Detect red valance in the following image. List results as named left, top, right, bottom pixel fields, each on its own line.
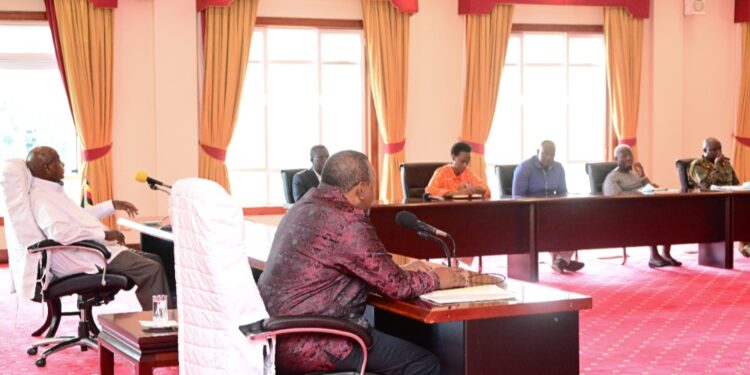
left=392, top=0, right=419, bottom=13
left=197, top=0, right=234, bottom=12
left=90, top=0, right=117, bottom=8
left=737, top=0, right=750, bottom=23
left=458, top=0, right=649, bottom=19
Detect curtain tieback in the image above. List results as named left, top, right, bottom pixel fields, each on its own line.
left=618, top=138, right=637, bottom=147
left=82, top=144, right=112, bottom=162
left=461, top=140, right=485, bottom=155
left=200, top=143, right=227, bottom=162
left=384, top=140, right=406, bottom=154
left=736, top=136, right=750, bottom=148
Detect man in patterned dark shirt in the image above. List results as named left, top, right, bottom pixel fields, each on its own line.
left=259, top=150, right=468, bottom=375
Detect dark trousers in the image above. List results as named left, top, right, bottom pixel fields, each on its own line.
left=332, top=329, right=440, bottom=375
left=107, top=250, right=172, bottom=311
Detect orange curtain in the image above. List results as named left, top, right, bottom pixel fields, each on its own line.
left=604, top=7, right=644, bottom=158
left=460, top=4, right=514, bottom=183
left=734, top=23, right=750, bottom=181
left=362, top=0, right=411, bottom=202
left=198, top=0, right=258, bottom=193
left=53, top=0, right=115, bottom=226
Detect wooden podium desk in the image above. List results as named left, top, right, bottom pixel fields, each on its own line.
left=369, top=191, right=736, bottom=281
left=243, top=222, right=592, bottom=375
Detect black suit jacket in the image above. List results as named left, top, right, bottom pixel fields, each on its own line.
left=292, top=169, right=320, bottom=202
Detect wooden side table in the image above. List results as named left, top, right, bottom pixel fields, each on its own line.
left=98, top=310, right=178, bottom=375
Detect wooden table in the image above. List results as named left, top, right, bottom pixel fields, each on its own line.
left=368, top=280, right=591, bottom=375
left=98, top=310, right=178, bottom=375
left=242, top=222, right=592, bottom=375
left=369, top=191, right=739, bottom=281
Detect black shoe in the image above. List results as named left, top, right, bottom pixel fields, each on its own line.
left=648, top=258, right=670, bottom=268
left=663, top=256, right=682, bottom=267
left=551, top=259, right=568, bottom=274
left=565, top=260, right=585, bottom=272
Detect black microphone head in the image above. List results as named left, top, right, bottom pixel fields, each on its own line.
left=395, top=211, right=418, bottom=229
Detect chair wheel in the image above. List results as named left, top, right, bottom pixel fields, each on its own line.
left=81, top=346, right=88, bottom=352
left=27, top=347, right=38, bottom=355
left=35, top=358, right=46, bottom=367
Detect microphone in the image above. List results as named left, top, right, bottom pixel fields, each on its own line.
left=395, top=211, right=448, bottom=237
left=135, top=171, right=172, bottom=189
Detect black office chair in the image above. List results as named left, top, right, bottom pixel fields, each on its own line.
left=494, top=164, right=518, bottom=197
left=585, top=162, right=627, bottom=265
left=585, top=162, right=618, bottom=194
left=400, top=162, right=444, bottom=201
left=0, top=159, right=133, bottom=367
left=675, top=158, right=697, bottom=192
left=280, top=168, right=305, bottom=204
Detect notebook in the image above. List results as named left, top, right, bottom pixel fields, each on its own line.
left=420, top=285, right=516, bottom=304
left=450, top=194, right=483, bottom=200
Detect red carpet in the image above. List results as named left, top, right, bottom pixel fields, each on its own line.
left=0, top=265, right=177, bottom=375
left=2, top=246, right=750, bottom=374
left=529, top=246, right=750, bottom=374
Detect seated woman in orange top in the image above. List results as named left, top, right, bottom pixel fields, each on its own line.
left=425, top=142, right=490, bottom=198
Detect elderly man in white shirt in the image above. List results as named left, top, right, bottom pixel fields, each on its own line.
left=27, top=146, right=171, bottom=311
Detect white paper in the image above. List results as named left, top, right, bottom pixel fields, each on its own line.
left=420, top=285, right=516, bottom=304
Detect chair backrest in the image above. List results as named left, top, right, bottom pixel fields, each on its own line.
left=585, top=162, right=618, bottom=193
left=280, top=168, right=305, bottom=204
left=170, top=178, right=270, bottom=373
left=400, top=162, right=445, bottom=199
left=0, top=159, right=45, bottom=299
left=675, top=158, right=696, bottom=192
left=494, top=164, right=518, bottom=196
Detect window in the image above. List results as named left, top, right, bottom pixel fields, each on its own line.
left=485, top=30, right=606, bottom=195
left=227, top=26, right=366, bottom=207
left=0, top=23, right=80, bottom=204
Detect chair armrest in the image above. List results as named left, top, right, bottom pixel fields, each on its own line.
left=28, top=239, right=111, bottom=259
left=239, top=316, right=373, bottom=349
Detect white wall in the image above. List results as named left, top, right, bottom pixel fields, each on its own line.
left=644, top=0, right=738, bottom=188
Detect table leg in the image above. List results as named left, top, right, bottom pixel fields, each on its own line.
left=508, top=253, right=538, bottom=282
left=99, top=344, right=114, bottom=375
left=698, top=241, right=733, bottom=269
left=136, top=361, right=154, bottom=375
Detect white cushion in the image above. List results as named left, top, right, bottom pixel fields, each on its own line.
left=0, top=159, right=45, bottom=297
left=170, top=178, right=270, bottom=374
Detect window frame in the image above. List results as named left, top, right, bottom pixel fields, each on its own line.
left=0, top=21, right=81, bottom=175
left=228, top=17, right=375, bottom=209
left=485, top=24, right=609, bottom=194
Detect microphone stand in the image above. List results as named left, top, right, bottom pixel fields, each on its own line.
left=148, top=183, right=171, bottom=196
left=416, top=230, right=452, bottom=267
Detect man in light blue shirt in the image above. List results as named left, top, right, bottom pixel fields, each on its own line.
left=512, top=140, right=584, bottom=273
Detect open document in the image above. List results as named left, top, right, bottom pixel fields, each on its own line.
left=710, top=183, right=750, bottom=192
left=420, top=285, right=516, bottom=304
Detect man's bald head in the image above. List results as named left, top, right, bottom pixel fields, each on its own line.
left=537, top=140, right=556, bottom=169
left=614, top=144, right=634, bottom=171
left=26, top=146, right=65, bottom=183
left=321, top=150, right=373, bottom=192
left=702, top=137, right=723, bottom=163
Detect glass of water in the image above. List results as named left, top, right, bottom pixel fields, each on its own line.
left=152, top=294, right=168, bottom=322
